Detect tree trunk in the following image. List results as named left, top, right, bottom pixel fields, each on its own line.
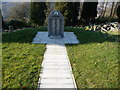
left=103, top=1, right=108, bottom=17
left=79, top=2, right=83, bottom=19
left=101, top=2, right=105, bottom=17
left=112, top=2, right=119, bottom=18
left=110, top=2, right=115, bottom=17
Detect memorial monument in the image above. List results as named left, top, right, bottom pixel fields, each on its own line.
left=48, top=10, right=64, bottom=38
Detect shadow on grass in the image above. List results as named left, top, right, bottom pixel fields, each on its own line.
left=2, top=27, right=47, bottom=43
left=2, top=27, right=120, bottom=44
left=65, top=27, right=120, bottom=45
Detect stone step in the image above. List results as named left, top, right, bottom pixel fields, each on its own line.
left=44, top=56, right=68, bottom=59
left=46, top=46, right=65, bottom=48
left=46, top=49, right=66, bottom=52
left=42, top=62, right=69, bottom=66
left=46, top=47, right=66, bottom=50
left=37, top=88, right=76, bottom=90
left=39, top=82, right=74, bottom=86
left=40, top=73, right=72, bottom=79
left=46, top=46, right=66, bottom=50
left=42, top=65, right=70, bottom=68
left=45, top=51, right=66, bottom=53
left=39, top=78, right=74, bottom=84
left=39, top=84, right=75, bottom=88
left=45, top=53, right=67, bottom=56
left=42, top=61, right=68, bottom=64
left=40, top=76, right=72, bottom=79
left=43, top=59, right=68, bottom=62
left=46, top=46, right=66, bottom=48
left=46, top=44, right=65, bottom=47
left=43, top=61, right=68, bottom=64
left=42, top=70, right=71, bottom=74
left=44, top=54, right=68, bottom=57
left=41, top=67, right=70, bottom=71
left=46, top=45, right=65, bottom=47
left=44, top=56, right=68, bottom=60
left=42, top=66, right=70, bottom=70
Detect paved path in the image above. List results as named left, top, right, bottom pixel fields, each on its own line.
left=32, top=32, right=79, bottom=89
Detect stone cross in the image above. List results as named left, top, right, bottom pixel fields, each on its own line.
left=48, top=10, right=64, bottom=38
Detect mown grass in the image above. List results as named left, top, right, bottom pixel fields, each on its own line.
left=2, top=27, right=47, bottom=89
left=65, top=27, right=119, bottom=88
left=2, top=26, right=119, bottom=88
left=2, top=27, right=47, bottom=43
left=2, top=43, right=45, bottom=88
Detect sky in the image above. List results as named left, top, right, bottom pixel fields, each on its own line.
left=1, top=0, right=119, bottom=2
left=1, top=0, right=30, bottom=2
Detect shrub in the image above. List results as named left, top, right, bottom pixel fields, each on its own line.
left=7, top=20, right=28, bottom=29
left=95, top=17, right=118, bottom=24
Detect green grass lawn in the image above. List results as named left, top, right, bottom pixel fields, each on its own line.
left=3, top=43, right=45, bottom=88
left=65, top=27, right=119, bottom=88
left=2, top=27, right=119, bottom=88
left=2, top=27, right=47, bottom=89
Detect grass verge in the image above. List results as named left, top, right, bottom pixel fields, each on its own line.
left=2, top=27, right=46, bottom=89
left=65, top=27, right=119, bottom=88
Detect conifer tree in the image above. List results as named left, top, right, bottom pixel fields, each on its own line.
left=30, top=2, right=47, bottom=26
left=117, top=5, right=120, bottom=23
left=55, top=2, right=80, bottom=26
left=81, top=1, right=98, bottom=25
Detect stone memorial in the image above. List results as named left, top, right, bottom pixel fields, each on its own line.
left=48, top=10, right=64, bottom=38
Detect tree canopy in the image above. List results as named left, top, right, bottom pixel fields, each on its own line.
left=9, top=3, right=30, bottom=22
left=55, top=2, right=80, bottom=26
left=81, top=2, right=98, bottom=24
left=117, top=5, right=120, bottom=22
left=30, top=2, right=47, bottom=26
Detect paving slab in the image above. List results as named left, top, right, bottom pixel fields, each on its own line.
left=36, top=44, right=77, bottom=89
left=32, top=32, right=79, bottom=44
left=40, top=78, right=73, bottom=84
left=39, top=84, right=75, bottom=88
left=32, top=32, right=79, bottom=89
